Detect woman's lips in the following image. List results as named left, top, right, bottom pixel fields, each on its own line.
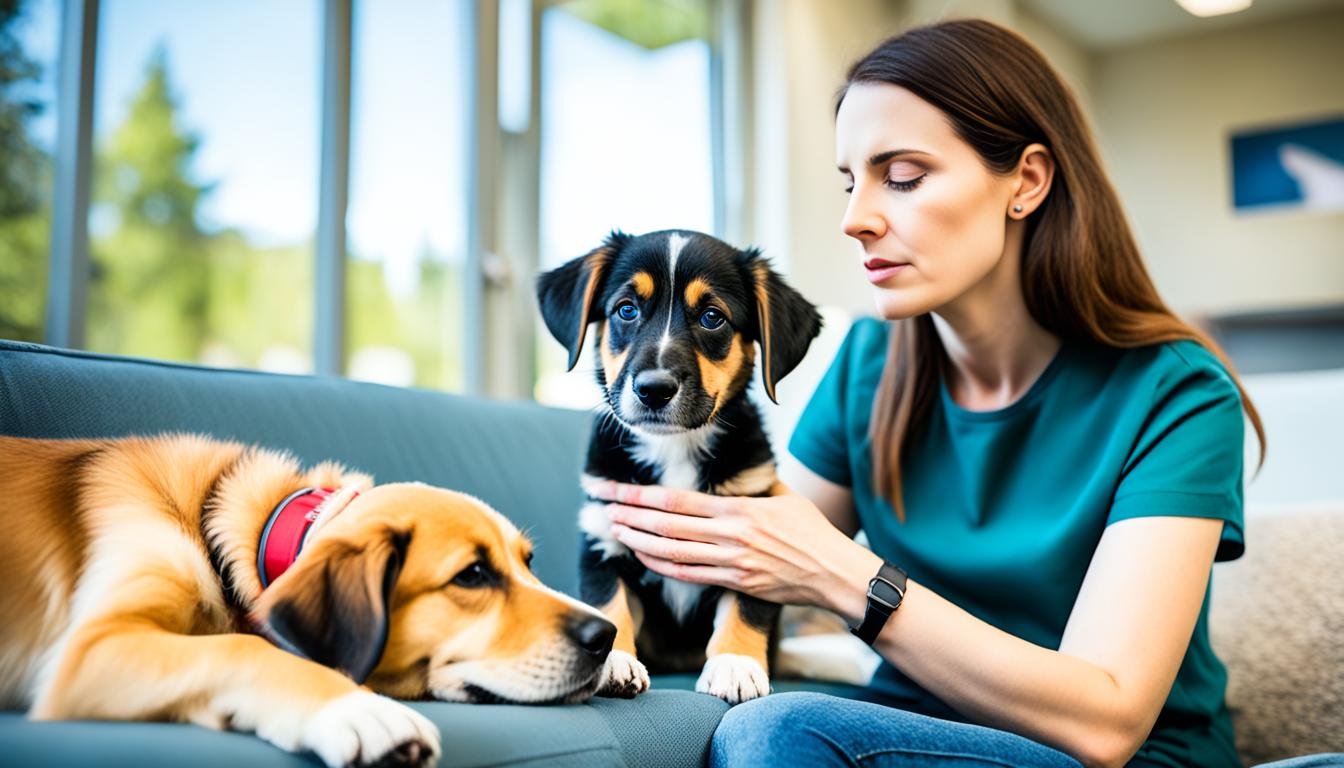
left=864, top=258, right=910, bottom=285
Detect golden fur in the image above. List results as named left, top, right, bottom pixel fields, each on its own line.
left=0, top=434, right=613, bottom=767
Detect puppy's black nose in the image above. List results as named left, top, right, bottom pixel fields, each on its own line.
left=566, top=614, right=617, bottom=657
left=634, top=371, right=679, bottom=410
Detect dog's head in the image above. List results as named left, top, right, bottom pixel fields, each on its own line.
left=253, top=482, right=613, bottom=704
left=537, top=230, right=821, bottom=433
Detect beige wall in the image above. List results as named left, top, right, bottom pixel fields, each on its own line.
left=750, top=0, right=905, bottom=313
left=754, top=1, right=1344, bottom=318
left=1092, top=9, right=1344, bottom=315
left=750, top=0, right=1094, bottom=315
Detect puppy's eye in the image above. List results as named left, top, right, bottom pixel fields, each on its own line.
left=616, top=302, right=639, bottom=322
left=523, top=551, right=534, bottom=570
left=451, top=561, right=496, bottom=589
left=699, top=308, right=726, bottom=330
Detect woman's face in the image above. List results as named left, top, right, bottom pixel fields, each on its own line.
left=835, top=83, right=1018, bottom=321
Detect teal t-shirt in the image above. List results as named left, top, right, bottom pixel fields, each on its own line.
left=789, top=318, right=1246, bottom=768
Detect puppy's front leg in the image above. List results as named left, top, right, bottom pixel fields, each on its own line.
left=580, top=545, right=649, bottom=697
left=698, top=591, right=777, bottom=704
left=32, top=618, right=440, bottom=768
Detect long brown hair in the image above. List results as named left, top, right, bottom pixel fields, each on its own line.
left=838, top=20, right=1266, bottom=520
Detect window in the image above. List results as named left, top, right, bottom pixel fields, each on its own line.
left=534, top=0, right=717, bottom=406
left=0, top=0, right=59, bottom=343
left=345, top=0, right=470, bottom=390
left=86, top=0, right=320, bottom=371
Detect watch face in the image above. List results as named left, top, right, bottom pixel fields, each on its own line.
left=869, top=578, right=903, bottom=609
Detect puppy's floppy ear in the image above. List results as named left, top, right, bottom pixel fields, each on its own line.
left=741, top=249, right=823, bottom=403
left=536, top=230, right=632, bottom=371
left=254, top=527, right=409, bottom=683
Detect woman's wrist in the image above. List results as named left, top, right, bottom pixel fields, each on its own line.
left=822, top=539, right=884, bottom=624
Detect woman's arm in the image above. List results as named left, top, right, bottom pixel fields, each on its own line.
left=595, top=482, right=1223, bottom=768
left=778, top=453, right=859, bottom=536
left=834, top=515, right=1223, bottom=768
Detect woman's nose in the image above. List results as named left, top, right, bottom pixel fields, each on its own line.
left=842, top=186, right=887, bottom=241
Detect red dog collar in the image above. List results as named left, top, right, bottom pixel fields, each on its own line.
left=257, top=487, right=358, bottom=588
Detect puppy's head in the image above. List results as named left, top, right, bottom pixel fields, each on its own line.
left=537, top=229, right=821, bottom=433
left=253, top=482, right=614, bottom=704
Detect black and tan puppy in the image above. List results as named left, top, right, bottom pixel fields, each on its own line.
left=0, top=433, right=616, bottom=767
left=537, top=229, right=822, bottom=704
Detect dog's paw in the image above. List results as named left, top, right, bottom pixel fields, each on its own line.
left=299, top=690, right=441, bottom=768
left=696, top=654, right=770, bottom=705
left=596, top=649, right=650, bottom=698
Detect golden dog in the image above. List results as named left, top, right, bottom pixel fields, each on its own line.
left=0, top=433, right=616, bottom=767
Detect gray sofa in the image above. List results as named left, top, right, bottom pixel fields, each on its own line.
left=0, top=339, right=1339, bottom=766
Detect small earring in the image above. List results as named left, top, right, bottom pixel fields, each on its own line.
left=1012, top=204, right=1023, bottom=213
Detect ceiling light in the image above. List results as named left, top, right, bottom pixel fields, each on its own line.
left=1174, top=0, right=1253, bottom=17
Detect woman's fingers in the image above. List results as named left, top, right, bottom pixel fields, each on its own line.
left=611, top=523, right=739, bottom=566
left=607, top=503, right=732, bottom=544
left=587, top=480, right=735, bottom=518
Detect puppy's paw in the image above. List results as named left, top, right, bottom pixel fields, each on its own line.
left=696, top=654, right=770, bottom=705
left=298, top=690, right=441, bottom=767
left=596, top=649, right=650, bottom=698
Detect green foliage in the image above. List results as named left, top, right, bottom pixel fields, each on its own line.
left=87, top=49, right=212, bottom=361
left=3, top=21, right=462, bottom=390
left=0, top=0, right=51, bottom=342
left=561, top=0, right=709, bottom=50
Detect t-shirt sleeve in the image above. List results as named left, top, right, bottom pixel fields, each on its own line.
left=788, top=320, right=873, bottom=487
left=1107, top=345, right=1246, bottom=561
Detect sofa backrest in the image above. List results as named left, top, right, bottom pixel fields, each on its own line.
left=0, top=340, right=592, bottom=595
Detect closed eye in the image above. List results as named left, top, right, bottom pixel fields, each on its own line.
left=449, top=561, right=499, bottom=589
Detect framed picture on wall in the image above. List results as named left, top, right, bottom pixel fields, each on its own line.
left=1230, top=115, right=1344, bottom=214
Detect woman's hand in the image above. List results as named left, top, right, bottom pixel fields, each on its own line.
left=586, top=480, right=881, bottom=619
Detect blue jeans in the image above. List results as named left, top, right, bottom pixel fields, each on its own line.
left=711, top=692, right=1083, bottom=768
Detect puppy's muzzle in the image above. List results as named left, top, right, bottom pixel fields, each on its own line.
left=634, top=370, right=679, bottom=411
left=566, top=613, right=617, bottom=659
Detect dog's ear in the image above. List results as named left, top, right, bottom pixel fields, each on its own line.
left=741, top=249, right=823, bottom=403
left=255, top=527, right=409, bottom=683
left=536, top=230, right=631, bottom=370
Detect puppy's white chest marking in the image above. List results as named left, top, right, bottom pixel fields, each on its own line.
left=629, top=425, right=718, bottom=491
left=660, top=578, right=709, bottom=624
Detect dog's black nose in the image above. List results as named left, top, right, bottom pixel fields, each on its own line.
left=634, top=371, right=679, bottom=410
left=566, top=614, right=617, bottom=657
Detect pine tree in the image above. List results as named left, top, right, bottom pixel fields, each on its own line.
left=87, top=46, right=214, bottom=361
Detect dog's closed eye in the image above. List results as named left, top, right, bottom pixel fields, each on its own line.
left=450, top=561, right=499, bottom=589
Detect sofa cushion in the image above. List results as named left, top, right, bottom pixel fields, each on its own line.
left=0, top=691, right=729, bottom=768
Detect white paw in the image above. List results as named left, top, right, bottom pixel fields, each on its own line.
left=596, top=649, right=650, bottom=698
left=297, top=690, right=441, bottom=767
left=696, top=654, right=770, bottom=705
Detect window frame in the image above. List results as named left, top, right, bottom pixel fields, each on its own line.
left=39, top=0, right=747, bottom=399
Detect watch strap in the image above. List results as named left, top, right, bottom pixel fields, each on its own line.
left=849, top=561, right=907, bottom=646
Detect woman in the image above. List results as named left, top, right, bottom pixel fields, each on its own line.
left=587, top=19, right=1268, bottom=768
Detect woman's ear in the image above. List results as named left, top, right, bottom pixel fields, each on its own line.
left=254, top=527, right=409, bottom=683
left=1010, top=142, right=1054, bottom=218
left=536, top=230, right=631, bottom=370
left=740, top=249, right=823, bottom=403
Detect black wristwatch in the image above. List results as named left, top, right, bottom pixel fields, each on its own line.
left=848, top=561, right=907, bottom=645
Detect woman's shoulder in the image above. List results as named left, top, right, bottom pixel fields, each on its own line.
left=1095, top=338, right=1242, bottom=407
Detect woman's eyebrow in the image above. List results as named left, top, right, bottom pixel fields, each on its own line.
left=867, top=148, right=929, bottom=166
left=838, top=148, right=931, bottom=174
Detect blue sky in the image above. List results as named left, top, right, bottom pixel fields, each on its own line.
left=15, top=0, right=714, bottom=294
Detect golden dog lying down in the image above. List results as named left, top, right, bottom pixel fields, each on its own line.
left=0, top=434, right=616, bottom=767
